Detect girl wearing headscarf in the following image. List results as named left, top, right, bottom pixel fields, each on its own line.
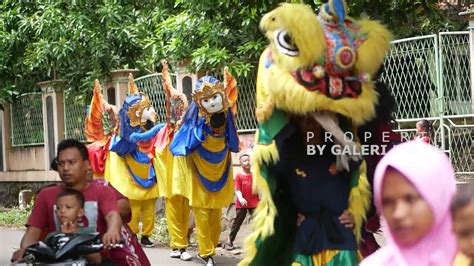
left=361, top=141, right=457, bottom=266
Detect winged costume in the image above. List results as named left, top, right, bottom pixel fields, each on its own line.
left=152, top=60, right=192, bottom=255
left=169, top=69, right=239, bottom=262
left=89, top=75, right=163, bottom=240
left=85, top=80, right=118, bottom=177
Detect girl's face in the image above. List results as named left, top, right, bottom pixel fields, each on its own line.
left=416, top=124, right=426, bottom=136
left=453, top=201, right=474, bottom=260
left=382, top=168, right=434, bottom=246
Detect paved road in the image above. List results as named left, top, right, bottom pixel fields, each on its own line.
left=0, top=229, right=240, bottom=266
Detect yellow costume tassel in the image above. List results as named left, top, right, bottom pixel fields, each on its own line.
left=348, top=161, right=371, bottom=242
left=355, top=19, right=393, bottom=76
left=252, top=141, right=280, bottom=167
left=268, top=63, right=378, bottom=126
left=240, top=142, right=279, bottom=266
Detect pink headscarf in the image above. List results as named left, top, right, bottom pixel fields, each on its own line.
left=361, top=141, right=457, bottom=266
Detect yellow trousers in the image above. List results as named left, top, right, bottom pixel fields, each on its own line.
left=129, top=198, right=156, bottom=237
left=165, top=195, right=191, bottom=249
left=193, top=207, right=221, bottom=257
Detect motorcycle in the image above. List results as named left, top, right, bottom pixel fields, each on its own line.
left=13, top=232, right=121, bottom=266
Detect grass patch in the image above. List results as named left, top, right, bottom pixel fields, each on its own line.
left=150, top=215, right=197, bottom=247
left=0, top=205, right=31, bottom=228
left=151, top=216, right=170, bottom=244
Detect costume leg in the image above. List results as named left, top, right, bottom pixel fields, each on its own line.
left=229, top=208, right=247, bottom=242
left=129, top=199, right=143, bottom=235
left=209, top=208, right=222, bottom=246
left=141, top=198, right=156, bottom=237
left=166, top=195, right=191, bottom=249
left=193, top=207, right=217, bottom=257
left=187, top=210, right=195, bottom=242
left=181, top=199, right=191, bottom=243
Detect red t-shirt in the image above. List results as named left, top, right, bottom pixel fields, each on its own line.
left=414, top=135, right=430, bottom=144
left=234, top=173, right=259, bottom=209
left=27, top=183, right=118, bottom=235
left=91, top=179, right=131, bottom=223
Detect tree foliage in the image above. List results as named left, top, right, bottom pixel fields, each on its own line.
left=143, top=0, right=283, bottom=77
left=0, top=0, right=467, bottom=107
left=345, top=0, right=467, bottom=38
left=0, top=0, right=155, bottom=103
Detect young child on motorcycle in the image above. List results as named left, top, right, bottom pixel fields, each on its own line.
left=49, top=188, right=102, bottom=264
left=11, top=139, right=122, bottom=264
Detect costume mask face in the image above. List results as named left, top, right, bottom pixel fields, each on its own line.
left=200, top=93, right=224, bottom=114
left=141, top=105, right=157, bottom=124
left=193, top=80, right=228, bottom=116
left=256, top=1, right=392, bottom=126
left=192, top=77, right=230, bottom=132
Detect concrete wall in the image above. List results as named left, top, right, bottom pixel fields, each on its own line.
left=0, top=181, right=59, bottom=207
left=2, top=104, right=50, bottom=173
left=0, top=82, right=64, bottom=182
left=0, top=170, right=59, bottom=182
left=8, top=146, right=46, bottom=171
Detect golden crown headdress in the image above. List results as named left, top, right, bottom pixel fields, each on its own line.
left=127, top=93, right=153, bottom=129
left=192, top=81, right=228, bottom=116
left=125, top=73, right=156, bottom=130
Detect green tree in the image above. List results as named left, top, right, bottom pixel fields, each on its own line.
left=0, top=0, right=466, bottom=108
left=0, top=0, right=156, bottom=104
left=144, top=0, right=466, bottom=76
left=143, top=0, right=282, bottom=77
left=344, top=0, right=467, bottom=38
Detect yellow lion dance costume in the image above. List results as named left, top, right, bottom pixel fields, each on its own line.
left=241, top=1, right=392, bottom=265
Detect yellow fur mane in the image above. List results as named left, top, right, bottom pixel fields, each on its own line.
left=256, top=3, right=392, bottom=124
left=260, top=3, right=325, bottom=71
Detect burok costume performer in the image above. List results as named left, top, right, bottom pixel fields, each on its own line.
left=241, top=1, right=392, bottom=265
left=85, top=80, right=153, bottom=264
left=170, top=69, right=239, bottom=265
left=85, top=80, right=118, bottom=178
left=153, top=60, right=193, bottom=260
left=104, top=75, right=163, bottom=247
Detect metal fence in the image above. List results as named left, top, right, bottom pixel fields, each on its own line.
left=381, top=35, right=439, bottom=119
left=134, top=73, right=177, bottom=124
left=206, top=68, right=258, bottom=131
left=64, top=93, right=87, bottom=141
left=236, top=71, right=258, bottom=131
left=382, top=32, right=473, bottom=178
left=444, top=116, right=473, bottom=177
left=440, top=32, right=471, bottom=116
left=10, top=92, right=44, bottom=146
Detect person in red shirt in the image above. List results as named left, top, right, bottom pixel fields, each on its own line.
left=50, top=157, right=151, bottom=266
left=226, top=154, right=259, bottom=250
left=11, top=139, right=122, bottom=263
left=414, top=119, right=432, bottom=144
